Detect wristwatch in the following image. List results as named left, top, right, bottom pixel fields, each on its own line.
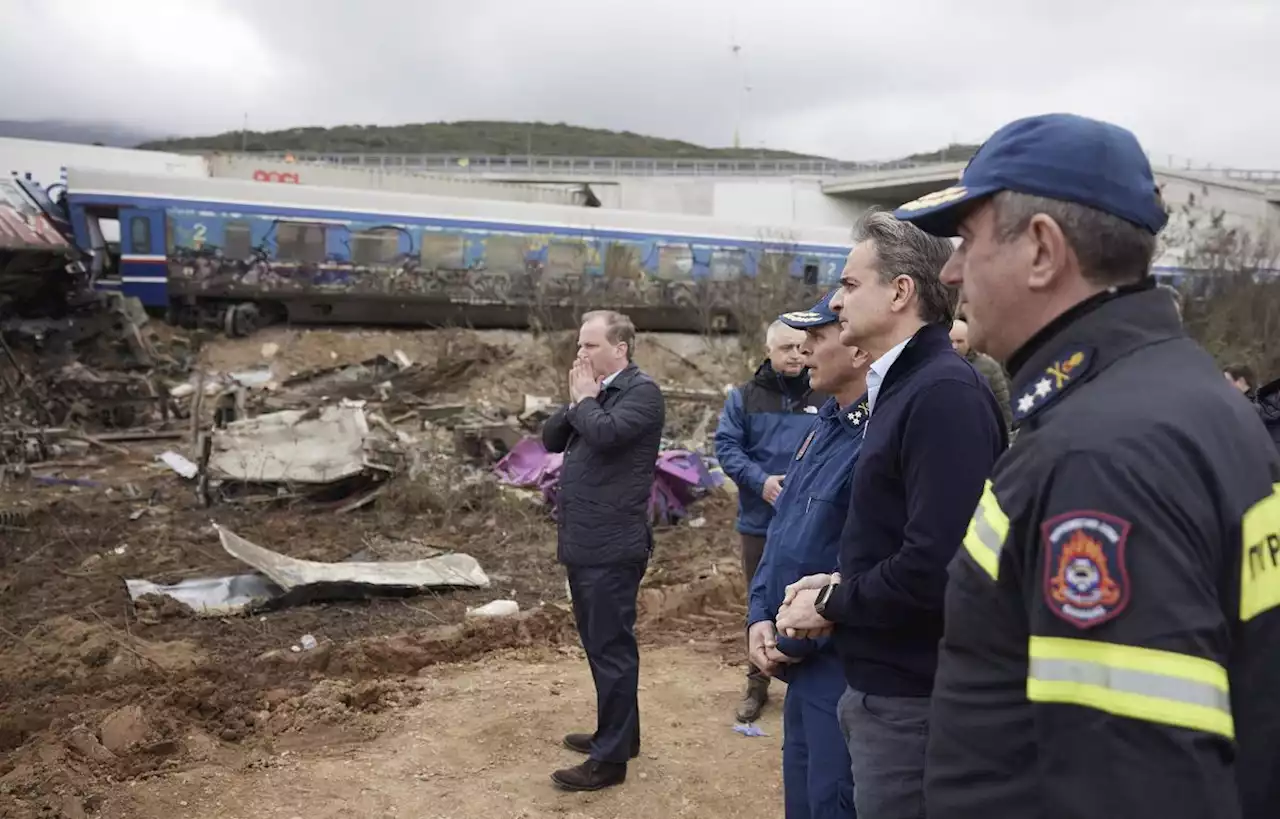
left=814, top=581, right=838, bottom=618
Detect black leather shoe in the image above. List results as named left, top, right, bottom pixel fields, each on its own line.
left=562, top=732, right=640, bottom=759
left=551, top=759, right=627, bottom=791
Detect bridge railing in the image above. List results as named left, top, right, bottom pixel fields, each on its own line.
left=203, top=150, right=1280, bottom=183
left=233, top=152, right=966, bottom=177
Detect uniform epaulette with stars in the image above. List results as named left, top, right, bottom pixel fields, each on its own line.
left=844, top=399, right=870, bottom=428
left=1012, top=346, right=1094, bottom=425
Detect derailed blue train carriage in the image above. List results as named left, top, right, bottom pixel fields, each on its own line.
left=63, top=168, right=853, bottom=334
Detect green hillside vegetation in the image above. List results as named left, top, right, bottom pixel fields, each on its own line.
left=903, top=143, right=980, bottom=163
left=139, top=120, right=825, bottom=159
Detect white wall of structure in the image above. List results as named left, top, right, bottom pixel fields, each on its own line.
left=1155, top=170, right=1280, bottom=269
left=585, top=176, right=866, bottom=228
left=206, top=155, right=587, bottom=206
left=0, top=137, right=207, bottom=190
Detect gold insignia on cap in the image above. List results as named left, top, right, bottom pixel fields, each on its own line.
left=897, top=185, right=969, bottom=212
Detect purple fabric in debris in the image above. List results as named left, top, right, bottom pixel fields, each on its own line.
left=493, top=437, right=717, bottom=526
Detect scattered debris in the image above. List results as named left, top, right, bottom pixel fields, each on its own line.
left=0, top=323, right=758, bottom=819
left=157, top=450, right=199, bottom=479
left=123, top=525, right=492, bottom=616
left=466, top=600, right=520, bottom=619
left=207, top=402, right=404, bottom=501
left=732, top=722, right=768, bottom=738
left=124, top=574, right=280, bottom=617
left=216, top=525, right=490, bottom=596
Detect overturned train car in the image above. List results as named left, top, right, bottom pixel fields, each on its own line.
left=0, top=175, right=85, bottom=318
left=64, top=168, right=854, bottom=334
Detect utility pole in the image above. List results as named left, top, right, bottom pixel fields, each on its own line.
left=241, top=113, right=248, bottom=152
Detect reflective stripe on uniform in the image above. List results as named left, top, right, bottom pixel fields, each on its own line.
left=1240, top=483, right=1280, bottom=622
left=963, top=480, right=1009, bottom=580
left=1026, top=636, right=1234, bottom=740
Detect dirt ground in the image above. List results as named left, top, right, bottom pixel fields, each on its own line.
left=96, top=644, right=785, bottom=819
left=0, top=327, right=766, bottom=819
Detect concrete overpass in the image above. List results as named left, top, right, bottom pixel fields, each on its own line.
left=820, top=162, right=1280, bottom=211
left=239, top=149, right=1280, bottom=212
left=821, top=162, right=966, bottom=207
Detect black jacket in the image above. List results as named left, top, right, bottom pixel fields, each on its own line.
left=542, top=364, right=665, bottom=567
left=1254, top=377, right=1280, bottom=455
left=928, top=285, right=1280, bottom=819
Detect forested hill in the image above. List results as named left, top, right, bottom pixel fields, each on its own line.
left=140, top=121, right=824, bottom=159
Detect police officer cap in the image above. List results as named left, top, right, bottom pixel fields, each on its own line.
left=778, top=290, right=839, bottom=329
left=894, top=113, right=1169, bottom=238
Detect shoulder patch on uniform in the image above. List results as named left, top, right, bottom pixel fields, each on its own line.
left=1012, top=346, right=1093, bottom=424
left=1041, top=511, right=1131, bottom=628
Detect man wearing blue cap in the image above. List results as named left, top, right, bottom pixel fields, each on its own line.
left=747, top=291, right=870, bottom=819
left=893, top=112, right=1280, bottom=819
left=775, top=211, right=1007, bottom=819
left=716, top=317, right=825, bottom=723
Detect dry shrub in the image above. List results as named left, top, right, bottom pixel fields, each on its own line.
left=376, top=460, right=547, bottom=534
left=377, top=463, right=498, bottom=523
left=696, top=242, right=820, bottom=379
left=1185, top=273, right=1280, bottom=379
left=1168, top=202, right=1280, bottom=379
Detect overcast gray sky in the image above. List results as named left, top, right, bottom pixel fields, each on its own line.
left=4, top=0, right=1279, bottom=166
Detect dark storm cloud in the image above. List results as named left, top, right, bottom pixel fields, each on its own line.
left=2, top=0, right=1278, bottom=166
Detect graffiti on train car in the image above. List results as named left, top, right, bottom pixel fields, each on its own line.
left=160, top=211, right=843, bottom=321
left=166, top=251, right=750, bottom=311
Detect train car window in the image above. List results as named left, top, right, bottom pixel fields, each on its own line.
left=484, top=234, right=528, bottom=271
left=658, top=245, right=693, bottom=279
left=803, top=262, right=819, bottom=285
left=351, top=228, right=400, bottom=265
left=277, top=222, right=326, bottom=264
left=223, top=221, right=252, bottom=259
left=547, top=241, right=586, bottom=277
left=130, top=217, right=152, bottom=254
left=421, top=232, right=466, bottom=269
left=710, top=249, right=746, bottom=280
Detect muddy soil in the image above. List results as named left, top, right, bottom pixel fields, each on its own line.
left=97, top=644, right=784, bottom=819
left=0, top=327, right=757, bottom=819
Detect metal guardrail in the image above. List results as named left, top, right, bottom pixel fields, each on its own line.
left=242, top=152, right=965, bottom=178
left=213, top=151, right=1280, bottom=183
left=1215, top=169, right=1280, bottom=183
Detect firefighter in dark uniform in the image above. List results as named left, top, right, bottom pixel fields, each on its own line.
left=894, top=112, right=1280, bottom=819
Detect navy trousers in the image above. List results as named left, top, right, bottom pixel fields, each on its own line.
left=567, top=561, right=646, bottom=764
left=783, top=665, right=856, bottom=819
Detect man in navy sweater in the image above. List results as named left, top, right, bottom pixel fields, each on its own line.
left=777, top=211, right=1007, bottom=819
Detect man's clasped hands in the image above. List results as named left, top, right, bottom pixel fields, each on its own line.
left=748, top=572, right=841, bottom=677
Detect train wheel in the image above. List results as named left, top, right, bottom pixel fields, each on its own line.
left=223, top=303, right=261, bottom=337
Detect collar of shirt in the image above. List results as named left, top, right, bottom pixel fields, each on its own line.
left=866, top=335, right=913, bottom=415
left=600, top=367, right=626, bottom=389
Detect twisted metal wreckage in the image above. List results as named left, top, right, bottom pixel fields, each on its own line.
left=0, top=176, right=185, bottom=463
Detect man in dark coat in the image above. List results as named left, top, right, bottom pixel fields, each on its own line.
left=542, top=310, right=665, bottom=792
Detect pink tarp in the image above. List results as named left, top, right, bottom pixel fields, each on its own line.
left=493, top=437, right=720, bottom=525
